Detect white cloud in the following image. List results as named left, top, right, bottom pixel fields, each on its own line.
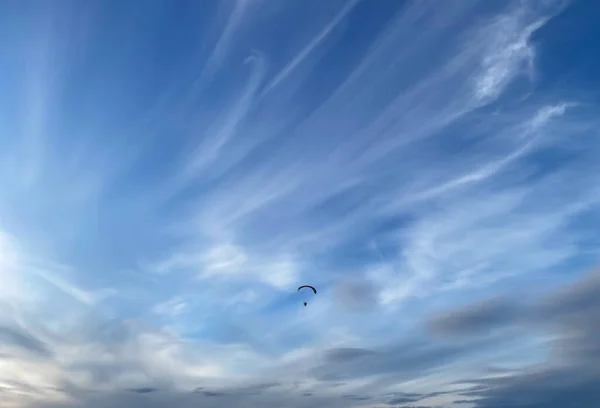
left=378, top=173, right=600, bottom=307
left=152, top=297, right=189, bottom=317
left=192, top=0, right=254, bottom=89
left=182, top=52, right=267, bottom=182
left=0, top=231, right=26, bottom=301
left=203, top=243, right=249, bottom=275
left=147, top=241, right=299, bottom=289
left=474, top=16, right=542, bottom=102
left=260, top=0, right=361, bottom=96
left=1, top=1, right=597, bottom=407
left=225, top=289, right=260, bottom=306
left=151, top=1, right=571, bottom=298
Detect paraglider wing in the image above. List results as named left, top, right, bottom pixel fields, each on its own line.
left=297, top=285, right=317, bottom=294
left=297, top=285, right=317, bottom=306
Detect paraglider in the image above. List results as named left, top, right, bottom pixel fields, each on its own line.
left=297, top=285, right=317, bottom=306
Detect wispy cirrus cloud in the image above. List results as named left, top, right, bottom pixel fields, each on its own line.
left=1, top=0, right=600, bottom=407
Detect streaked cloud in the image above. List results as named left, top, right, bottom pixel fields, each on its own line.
left=0, top=0, right=599, bottom=407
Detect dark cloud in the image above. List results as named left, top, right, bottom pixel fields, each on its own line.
left=237, top=382, right=280, bottom=395
left=333, top=277, right=379, bottom=312
left=343, top=394, right=370, bottom=401
left=202, top=391, right=226, bottom=397
left=0, top=324, right=53, bottom=358
left=313, top=335, right=500, bottom=382
left=384, top=391, right=424, bottom=403
left=250, top=382, right=279, bottom=390
left=384, top=391, right=455, bottom=406
left=399, top=406, right=431, bottom=408
left=467, top=366, right=600, bottom=408
left=192, top=382, right=280, bottom=399
left=427, top=297, right=522, bottom=337
left=128, top=388, right=157, bottom=394
left=388, top=396, right=423, bottom=405
left=324, top=347, right=376, bottom=362
left=437, top=267, right=600, bottom=408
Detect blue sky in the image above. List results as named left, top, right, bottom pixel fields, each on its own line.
left=1, top=1, right=600, bottom=407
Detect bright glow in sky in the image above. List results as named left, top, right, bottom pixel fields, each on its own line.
left=1, top=1, right=600, bottom=407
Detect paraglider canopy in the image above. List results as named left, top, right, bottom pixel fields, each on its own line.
left=297, top=285, right=317, bottom=306
left=297, top=285, right=317, bottom=294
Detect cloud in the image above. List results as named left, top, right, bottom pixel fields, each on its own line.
left=201, top=391, right=226, bottom=397
left=386, top=392, right=429, bottom=405
left=28, top=388, right=365, bottom=408
left=152, top=297, right=188, bottom=317
left=0, top=324, right=53, bottom=358
left=333, top=275, right=379, bottom=312
left=427, top=297, right=522, bottom=337
left=260, top=0, right=361, bottom=96
left=0, top=313, right=249, bottom=405
left=310, top=335, right=510, bottom=384
left=146, top=0, right=576, bottom=312
left=473, top=11, right=543, bottom=102
left=324, top=347, right=376, bottom=363
left=127, top=387, right=157, bottom=394
left=2, top=0, right=600, bottom=407
left=3, top=267, right=598, bottom=407
left=430, top=268, right=600, bottom=408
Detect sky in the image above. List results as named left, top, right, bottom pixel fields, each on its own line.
left=1, top=0, right=600, bottom=407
